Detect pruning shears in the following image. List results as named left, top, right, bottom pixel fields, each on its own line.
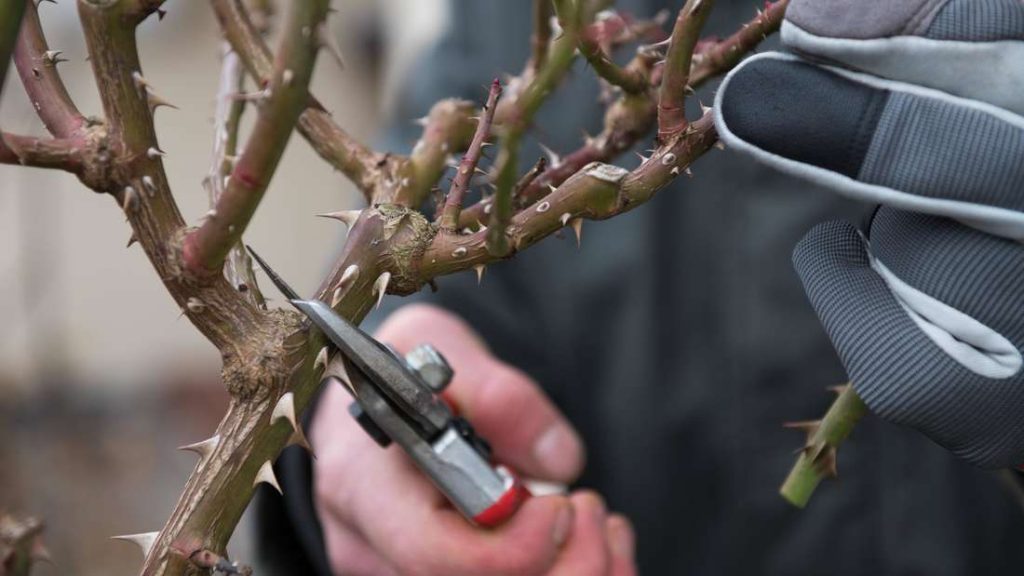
left=247, top=247, right=530, bottom=527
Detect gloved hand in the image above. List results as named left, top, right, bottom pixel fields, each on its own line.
left=714, top=0, right=1024, bottom=467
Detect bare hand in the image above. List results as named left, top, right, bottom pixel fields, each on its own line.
left=311, top=304, right=637, bottom=575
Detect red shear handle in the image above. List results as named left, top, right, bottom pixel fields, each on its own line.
left=472, top=471, right=532, bottom=527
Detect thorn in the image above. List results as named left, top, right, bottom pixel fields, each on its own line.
left=317, top=24, right=347, bottom=70
left=147, top=147, right=166, bottom=159
left=548, top=184, right=557, bottom=193
left=121, top=186, right=137, bottom=212
left=317, top=209, right=362, bottom=228
left=715, top=141, right=726, bottom=151
left=560, top=212, right=571, bottom=226
left=126, top=232, right=138, bottom=248
left=373, top=272, right=391, bottom=309
left=131, top=71, right=149, bottom=97
left=156, top=7, right=166, bottom=20
left=670, top=166, right=680, bottom=175
left=474, top=264, right=485, bottom=284
left=570, top=218, right=583, bottom=248
left=42, top=50, right=66, bottom=65
left=413, top=115, right=430, bottom=127
left=147, top=91, right=178, bottom=114
left=253, top=460, right=282, bottom=495
left=338, top=264, right=359, bottom=288
left=828, top=383, right=851, bottom=395
left=177, top=434, right=220, bottom=460
left=288, top=427, right=315, bottom=456
left=141, top=175, right=157, bottom=196
left=271, top=392, right=299, bottom=430
left=699, top=101, right=712, bottom=115
left=112, top=532, right=159, bottom=557
left=783, top=420, right=821, bottom=439
left=314, top=346, right=329, bottom=372
left=186, top=297, right=205, bottom=313
left=538, top=143, right=562, bottom=168
left=635, top=152, right=649, bottom=165
left=685, top=167, right=693, bottom=177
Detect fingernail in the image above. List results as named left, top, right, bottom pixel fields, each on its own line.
left=608, top=517, right=635, bottom=559
left=552, top=503, right=574, bottom=548
left=534, top=424, right=583, bottom=480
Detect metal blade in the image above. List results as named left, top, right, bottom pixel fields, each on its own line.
left=245, top=245, right=300, bottom=301
left=294, top=299, right=451, bottom=437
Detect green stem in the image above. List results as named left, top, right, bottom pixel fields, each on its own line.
left=780, top=384, right=868, bottom=508
left=658, top=0, right=715, bottom=141
left=185, top=0, right=329, bottom=274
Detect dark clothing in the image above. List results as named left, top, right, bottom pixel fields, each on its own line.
left=256, top=1, right=1024, bottom=574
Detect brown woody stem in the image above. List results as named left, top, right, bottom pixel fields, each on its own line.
left=14, top=0, right=86, bottom=138
left=185, top=0, right=329, bottom=275
left=207, top=43, right=266, bottom=308
left=0, top=132, right=84, bottom=172
left=578, top=30, right=648, bottom=94
left=439, top=78, right=502, bottom=232
left=658, top=0, right=715, bottom=141
left=436, top=112, right=718, bottom=277
left=690, top=0, right=789, bottom=87
left=211, top=0, right=382, bottom=202
left=780, top=384, right=868, bottom=508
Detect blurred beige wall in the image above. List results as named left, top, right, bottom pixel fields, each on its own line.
left=0, top=0, right=446, bottom=396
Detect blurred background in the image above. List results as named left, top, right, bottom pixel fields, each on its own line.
left=0, top=1, right=444, bottom=573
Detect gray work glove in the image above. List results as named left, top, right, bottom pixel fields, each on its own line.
left=714, top=0, right=1024, bottom=468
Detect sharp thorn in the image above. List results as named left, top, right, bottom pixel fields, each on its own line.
left=111, top=532, right=159, bottom=557
left=473, top=264, right=485, bottom=285
left=287, top=426, right=315, bottom=457
left=314, top=346, right=329, bottom=372
left=121, top=186, right=137, bottom=212
left=141, top=175, right=157, bottom=196
left=177, top=434, right=220, bottom=460
left=538, top=143, right=562, bottom=167
left=560, top=212, right=571, bottom=226
left=570, top=218, right=583, bottom=248
left=42, top=50, right=66, bottom=65
left=147, top=147, right=166, bottom=159
left=271, top=392, right=299, bottom=432
left=373, top=272, right=391, bottom=309
left=147, top=91, right=178, bottom=114
left=254, top=460, right=282, bottom=495
left=338, top=264, right=359, bottom=288
left=126, top=232, right=138, bottom=248
left=316, top=209, right=362, bottom=228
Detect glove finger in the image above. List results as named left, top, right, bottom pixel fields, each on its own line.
left=782, top=0, right=1024, bottom=115
left=716, top=52, right=1024, bottom=240
left=793, top=214, right=1024, bottom=468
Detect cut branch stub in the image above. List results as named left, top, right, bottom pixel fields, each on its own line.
left=779, top=384, right=868, bottom=508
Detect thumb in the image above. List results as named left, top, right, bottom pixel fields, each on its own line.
left=376, top=304, right=586, bottom=482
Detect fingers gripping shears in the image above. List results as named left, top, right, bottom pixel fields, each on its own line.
left=247, top=248, right=530, bottom=527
